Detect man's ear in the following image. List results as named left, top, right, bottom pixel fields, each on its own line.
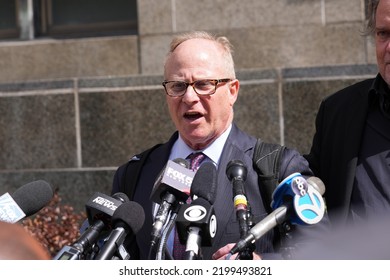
left=228, top=79, right=240, bottom=105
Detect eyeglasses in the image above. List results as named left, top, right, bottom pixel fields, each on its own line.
left=162, top=79, right=232, bottom=97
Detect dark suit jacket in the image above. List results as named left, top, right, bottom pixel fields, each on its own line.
left=113, top=123, right=328, bottom=260
left=304, top=77, right=375, bottom=222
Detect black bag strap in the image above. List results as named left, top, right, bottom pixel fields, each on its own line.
left=252, top=138, right=286, bottom=213
left=120, top=143, right=162, bottom=200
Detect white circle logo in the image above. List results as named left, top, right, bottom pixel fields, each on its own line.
left=184, top=205, right=207, bottom=222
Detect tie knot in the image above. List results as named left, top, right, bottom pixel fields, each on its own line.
left=188, top=152, right=205, bottom=171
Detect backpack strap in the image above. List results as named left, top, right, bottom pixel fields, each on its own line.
left=252, top=138, right=286, bottom=213
left=120, top=143, right=162, bottom=200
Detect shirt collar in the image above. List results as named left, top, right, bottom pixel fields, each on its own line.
left=170, top=124, right=232, bottom=166
left=369, top=74, right=389, bottom=96
left=369, top=73, right=390, bottom=109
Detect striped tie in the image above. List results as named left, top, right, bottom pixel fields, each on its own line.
left=188, top=152, right=206, bottom=171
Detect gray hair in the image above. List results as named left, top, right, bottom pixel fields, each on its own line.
left=365, top=0, right=380, bottom=36
left=165, top=31, right=236, bottom=78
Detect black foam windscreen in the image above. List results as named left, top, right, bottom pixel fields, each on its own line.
left=190, top=161, right=218, bottom=204
left=112, top=201, right=145, bottom=235
left=12, top=180, right=54, bottom=216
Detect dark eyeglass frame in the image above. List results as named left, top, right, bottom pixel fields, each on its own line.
left=162, top=78, right=232, bottom=97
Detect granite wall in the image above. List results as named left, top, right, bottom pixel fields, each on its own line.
left=0, top=64, right=378, bottom=211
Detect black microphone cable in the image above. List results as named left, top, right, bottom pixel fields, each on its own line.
left=155, top=202, right=182, bottom=260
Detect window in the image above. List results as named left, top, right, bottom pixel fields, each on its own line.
left=0, top=0, right=138, bottom=40
left=0, top=0, right=19, bottom=39
left=39, top=0, right=138, bottom=38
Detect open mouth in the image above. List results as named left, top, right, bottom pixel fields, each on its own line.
left=184, top=111, right=203, bottom=120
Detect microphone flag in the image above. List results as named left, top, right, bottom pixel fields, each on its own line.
left=271, top=173, right=325, bottom=225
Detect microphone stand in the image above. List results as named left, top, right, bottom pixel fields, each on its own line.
left=237, top=204, right=255, bottom=260
left=155, top=203, right=181, bottom=260
left=183, top=227, right=202, bottom=260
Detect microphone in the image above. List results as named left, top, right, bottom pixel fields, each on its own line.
left=230, top=174, right=326, bottom=255
left=94, top=201, right=145, bottom=260
left=271, top=173, right=325, bottom=225
left=226, top=160, right=250, bottom=238
left=150, top=158, right=193, bottom=203
left=53, top=192, right=129, bottom=260
left=175, top=161, right=218, bottom=260
left=85, top=192, right=129, bottom=228
left=0, top=180, right=53, bottom=223
left=149, top=158, right=195, bottom=249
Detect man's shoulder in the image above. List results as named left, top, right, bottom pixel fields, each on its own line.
left=228, top=123, right=257, bottom=146
left=117, top=132, right=178, bottom=170
left=113, top=133, right=177, bottom=195
left=325, top=77, right=374, bottom=103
